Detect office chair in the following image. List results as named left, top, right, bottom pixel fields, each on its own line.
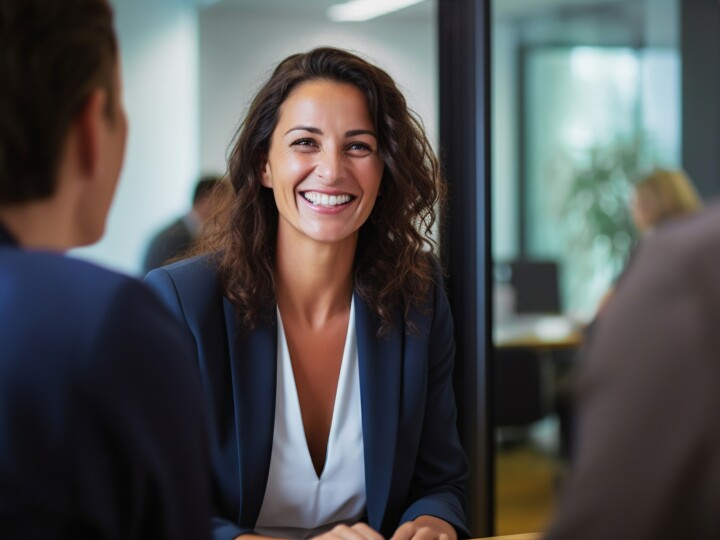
left=493, top=347, right=552, bottom=429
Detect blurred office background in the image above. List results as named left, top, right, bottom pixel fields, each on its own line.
left=491, top=0, right=720, bottom=535
left=493, top=0, right=680, bottom=319
left=69, top=0, right=720, bottom=536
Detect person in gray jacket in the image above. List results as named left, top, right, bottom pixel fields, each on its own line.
left=545, top=203, right=720, bottom=539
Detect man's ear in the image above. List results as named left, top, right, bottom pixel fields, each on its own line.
left=73, top=88, right=109, bottom=179
left=259, top=155, right=272, bottom=188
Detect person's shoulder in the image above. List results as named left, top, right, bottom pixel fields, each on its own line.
left=424, top=250, right=444, bottom=276
left=654, top=200, right=720, bottom=250
left=589, top=203, right=720, bottom=377
left=158, top=251, right=216, bottom=273
left=144, top=252, right=223, bottom=316
left=424, top=251, right=448, bottom=300
left=0, top=250, right=186, bottom=367
left=1, top=249, right=135, bottom=302
left=41, top=253, right=175, bottom=325
left=636, top=202, right=720, bottom=285
left=146, top=252, right=219, bottom=289
left=406, top=251, right=449, bottom=329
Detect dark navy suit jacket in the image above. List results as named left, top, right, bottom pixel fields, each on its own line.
left=0, top=224, right=211, bottom=539
left=146, top=255, right=470, bottom=540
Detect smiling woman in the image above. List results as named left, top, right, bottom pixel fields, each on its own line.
left=196, top=47, right=446, bottom=335
left=261, top=80, right=384, bottom=247
left=145, top=47, right=468, bottom=540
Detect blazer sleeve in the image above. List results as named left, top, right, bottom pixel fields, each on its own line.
left=399, top=270, right=470, bottom=538
left=145, top=267, right=252, bottom=540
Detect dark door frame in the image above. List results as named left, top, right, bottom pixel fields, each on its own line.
left=438, top=0, right=493, bottom=536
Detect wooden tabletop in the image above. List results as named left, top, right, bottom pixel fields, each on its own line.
left=494, top=315, right=583, bottom=350
left=475, top=533, right=540, bottom=540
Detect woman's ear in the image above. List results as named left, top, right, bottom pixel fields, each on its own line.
left=260, top=155, right=272, bottom=188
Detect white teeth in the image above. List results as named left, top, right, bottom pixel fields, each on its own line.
left=303, top=192, right=352, bottom=207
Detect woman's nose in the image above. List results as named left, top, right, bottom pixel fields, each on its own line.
left=315, top=149, right=345, bottom=183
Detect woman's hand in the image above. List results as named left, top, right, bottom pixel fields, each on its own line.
left=312, top=522, right=384, bottom=540
left=390, top=516, right=457, bottom=540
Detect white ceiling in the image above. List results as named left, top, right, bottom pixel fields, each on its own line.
left=199, top=0, right=631, bottom=22
left=204, top=0, right=434, bottom=21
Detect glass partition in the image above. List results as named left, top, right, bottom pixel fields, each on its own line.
left=491, top=0, right=680, bottom=534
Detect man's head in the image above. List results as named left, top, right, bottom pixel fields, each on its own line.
left=0, top=0, right=127, bottom=247
left=192, top=176, right=222, bottom=223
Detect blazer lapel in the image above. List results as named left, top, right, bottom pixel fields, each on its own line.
left=354, top=292, right=402, bottom=531
left=223, top=299, right=277, bottom=527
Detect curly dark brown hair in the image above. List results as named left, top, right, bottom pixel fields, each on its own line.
left=197, top=47, right=445, bottom=334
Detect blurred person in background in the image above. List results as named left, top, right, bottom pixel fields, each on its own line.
left=594, top=167, right=702, bottom=317
left=143, top=174, right=222, bottom=273
left=569, top=174, right=703, bottom=466
left=630, top=168, right=702, bottom=236
left=545, top=202, right=720, bottom=540
left=0, top=0, right=210, bottom=537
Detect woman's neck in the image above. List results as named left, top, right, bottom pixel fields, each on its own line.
left=275, top=227, right=356, bottom=328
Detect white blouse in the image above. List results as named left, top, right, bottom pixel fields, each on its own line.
left=254, top=299, right=366, bottom=539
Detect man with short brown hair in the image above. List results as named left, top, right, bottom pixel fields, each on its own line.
left=0, top=1, right=210, bottom=537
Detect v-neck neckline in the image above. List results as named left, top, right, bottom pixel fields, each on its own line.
left=276, top=297, right=355, bottom=481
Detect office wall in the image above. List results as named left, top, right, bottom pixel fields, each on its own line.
left=199, top=8, right=438, bottom=174
left=72, top=0, right=200, bottom=275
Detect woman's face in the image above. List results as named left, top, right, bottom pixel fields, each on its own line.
left=260, top=79, right=384, bottom=247
left=631, top=188, right=657, bottom=233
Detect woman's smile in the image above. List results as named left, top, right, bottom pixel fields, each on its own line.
left=300, top=191, right=356, bottom=214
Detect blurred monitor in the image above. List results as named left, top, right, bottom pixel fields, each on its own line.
left=507, top=260, right=561, bottom=314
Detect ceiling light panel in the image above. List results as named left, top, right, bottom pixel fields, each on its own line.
left=327, top=0, right=426, bottom=22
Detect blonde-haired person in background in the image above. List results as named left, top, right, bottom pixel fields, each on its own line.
left=594, top=168, right=702, bottom=317
left=631, top=168, right=702, bottom=235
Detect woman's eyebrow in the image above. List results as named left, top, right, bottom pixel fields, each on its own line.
left=284, top=126, right=377, bottom=139
left=345, top=129, right=377, bottom=138
left=284, top=125, right=322, bottom=136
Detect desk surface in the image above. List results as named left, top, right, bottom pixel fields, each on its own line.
left=494, top=315, right=583, bottom=350
left=475, top=534, right=540, bottom=540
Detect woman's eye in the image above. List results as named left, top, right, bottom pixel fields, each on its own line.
left=347, top=142, right=374, bottom=156
left=291, top=138, right=318, bottom=150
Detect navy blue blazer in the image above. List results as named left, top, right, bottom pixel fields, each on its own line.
left=146, top=255, right=470, bottom=540
left=0, top=224, right=211, bottom=539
